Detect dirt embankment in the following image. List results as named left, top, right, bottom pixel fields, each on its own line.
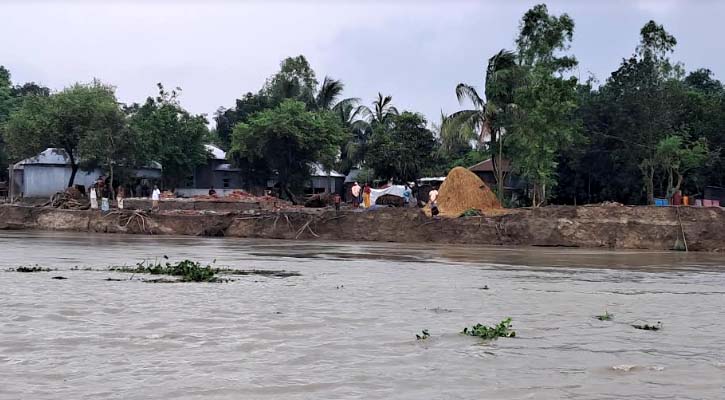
left=2, top=204, right=724, bottom=251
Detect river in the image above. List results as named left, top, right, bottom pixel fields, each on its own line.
left=1, top=231, right=724, bottom=399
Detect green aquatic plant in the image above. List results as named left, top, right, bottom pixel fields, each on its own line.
left=462, top=318, right=516, bottom=340
left=15, top=266, right=53, bottom=272
left=632, top=321, right=662, bottom=331
left=111, top=259, right=219, bottom=282
left=596, top=311, right=614, bottom=321
left=110, top=259, right=301, bottom=283
left=416, top=329, right=430, bottom=340
left=459, top=208, right=482, bottom=217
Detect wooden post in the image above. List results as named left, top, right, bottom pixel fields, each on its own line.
left=8, top=163, right=14, bottom=202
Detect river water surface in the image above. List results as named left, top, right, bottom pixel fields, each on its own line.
left=1, top=231, right=724, bottom=399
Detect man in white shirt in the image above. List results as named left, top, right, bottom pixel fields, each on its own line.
left=350, top=182, right=361, bottom=208
left=151, top=185, right=161, bottom=211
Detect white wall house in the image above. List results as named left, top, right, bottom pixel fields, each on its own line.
left=12, top=148, right=161, bottom=198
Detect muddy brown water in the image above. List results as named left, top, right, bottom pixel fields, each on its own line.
left=1, top=231, right=724, bottom=399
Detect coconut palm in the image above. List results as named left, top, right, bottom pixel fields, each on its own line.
left=443, top=49, right=518, bottom=201
left=370, top=92, right=399, bottom=125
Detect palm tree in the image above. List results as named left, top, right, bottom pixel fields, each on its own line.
left=442, top=49, right=518, bottom=201
left=370, top=92, right=399, bottom=125
left=333, top=99, right=372, bottom=173
left=315, top=76, right=345, bottom=110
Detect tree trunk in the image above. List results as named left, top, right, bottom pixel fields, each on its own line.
left=109, top=161, right=115, bottom=201
left=67, top=150, right=78, bottom=188
left=645, top=165, right=655, bottom=205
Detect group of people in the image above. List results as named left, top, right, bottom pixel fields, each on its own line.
left=88, top=177, right=161, bottom=212
left=349, top=181, right=416, bottom=209
left=350, top=182, right=372, bottom=208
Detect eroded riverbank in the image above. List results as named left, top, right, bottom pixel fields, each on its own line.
left=2, top=204, right=725, bottom=251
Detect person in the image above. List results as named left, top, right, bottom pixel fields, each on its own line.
left=333, top=193, right=341, bottom=211
left=209, top=186, right=217, bottom=196
left=351, top=182, right=361, bottom=208
left=363, top=183, right=372, bottom=208
left=117, top=185, right=125, bottom=210
left=89, top=184, right=98, bottom=210
left=403, top=184, right=412, bottom=208
left=151, top=185, right=161, bottom=211
left=429, top=188, right=439, bottom=216
left=100, top=181, right=110, bottom=212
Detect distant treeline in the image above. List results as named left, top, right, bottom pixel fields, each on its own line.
left=1, top=3, right=724, bottom=206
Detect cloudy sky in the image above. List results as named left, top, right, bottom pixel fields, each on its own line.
left=2, top=0, right=723, bottom=125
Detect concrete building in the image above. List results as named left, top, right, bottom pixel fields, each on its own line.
left=10, top=148, right=162, bottom=198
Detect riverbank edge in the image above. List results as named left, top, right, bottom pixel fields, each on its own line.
left=1, top=204, right=724, bottom=252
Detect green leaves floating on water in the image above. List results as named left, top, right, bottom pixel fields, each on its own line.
left=15, top=266, right=53, bottom=272
left=416, top=329, right=430, bottom=340
left=596, top=311, right=614, bottom=321
left=109, top=260, right=301, bottom=282
left=632, top=321, right=662, bottom=331
left=462, top=318, right=516, bottom=340
left=111, top=259, right=220, bottom=282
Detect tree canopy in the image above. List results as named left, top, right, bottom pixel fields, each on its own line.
left=229, top=99, right=344, bottom=202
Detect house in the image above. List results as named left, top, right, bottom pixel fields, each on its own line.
left=10, top=148, right=162, bottom=198
left=468, top=158, right=524, bottom=199
left=266, top=163, right=345, bottom=195
left=308, top=163, right=345, bottom=194
left=468, top=158, right=512, bottom=188
left=177, top=144, right=243, bottom=196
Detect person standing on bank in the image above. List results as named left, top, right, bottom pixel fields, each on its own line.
left=151, top=185, right=161, bottom=211
left=116, top=185, right=125, bottom=210
left=351, top=182, right=361, bottom=208
left=363, top=183, right=372, bottom=208
left=429, top=188, right=439, bottom=216
left=89, top=184, right=98, bottom=210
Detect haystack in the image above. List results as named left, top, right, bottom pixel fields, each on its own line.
left=431, top=167, right=502, bottom=217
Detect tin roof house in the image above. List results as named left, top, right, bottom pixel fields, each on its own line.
left=176, top=144, right=243, bottom=196
left=10, top=148, right=162, bottom=198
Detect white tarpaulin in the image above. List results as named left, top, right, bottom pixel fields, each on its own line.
left=370, top=185, right=407, bottom=205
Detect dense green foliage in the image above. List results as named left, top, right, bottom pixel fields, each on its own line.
left=229, top=100, right=345, bottom=201
left=366, top=112, right=439, bottom=182
left=127, top=84, right=209, bottom=188
left=4, top=81, right=126, bottom=187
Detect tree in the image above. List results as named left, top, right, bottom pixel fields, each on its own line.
left=4, top=80, right=125, bottom=187
left=229, top=99, right=344, bottom=202
left=262, top=55, right=318, bottom=107
left=366, top=112, right=438, bottom=182
left=655, top=135, right=709, bottom=198
left=443, top=49, right=519, bottom=201
left=369, top=92, right=399, bottom=126
left=128, top=84, right=209, bottom=188
left=507, top=4, right=581, bottom=206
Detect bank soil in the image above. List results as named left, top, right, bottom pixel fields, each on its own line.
left=1, top=204, right=724, bottom=252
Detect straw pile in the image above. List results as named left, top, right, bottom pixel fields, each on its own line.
left=433, top=167, right=502, bottom=217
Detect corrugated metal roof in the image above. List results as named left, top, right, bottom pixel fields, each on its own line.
left=311, top=163, right=345, bottom=178
left=214, top=163, right=240, bottom=172
left=14, top=148, right=162, bottom=170
left=16, top=148, right=71, bottom=166
left=205, top=144, right=226, bottom=160
left=469, top=158, right=511, bottom=173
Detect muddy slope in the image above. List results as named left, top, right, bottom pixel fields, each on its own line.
left=1, top=205, right=724, bottom=251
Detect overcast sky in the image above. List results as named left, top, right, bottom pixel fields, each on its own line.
left=2, top=0, right=724, bottom=126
